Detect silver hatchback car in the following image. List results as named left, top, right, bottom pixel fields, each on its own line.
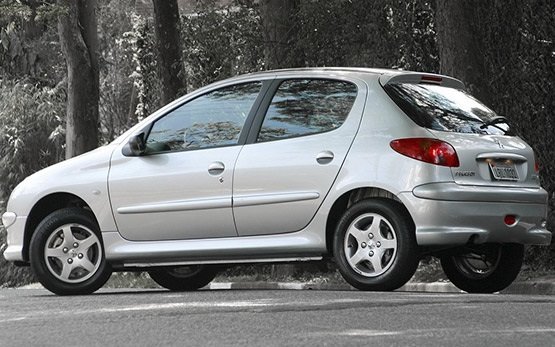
left=2, top=68, right=551, bottom=295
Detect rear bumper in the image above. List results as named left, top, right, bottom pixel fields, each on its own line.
left=399, top=184, right=551, bottom=246
left=412, top=182, right=547, bottom=204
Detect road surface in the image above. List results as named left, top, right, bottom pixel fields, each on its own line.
left=0, top=288, right=554, bottom=346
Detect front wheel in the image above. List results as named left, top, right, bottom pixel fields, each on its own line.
left=440, top=243, right=524, bottom=293
left=148, top=265, right=218, bottom=291
left=29, top=208, right=112, bottom=295
left=333, top=199, right=419, bottom=291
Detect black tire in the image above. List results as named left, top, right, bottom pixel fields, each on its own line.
left=148, top=265, right=218, bottom=291
left=29, top=207, right=112, bottom=295
left=440, top=243, right=524, bottom=293
left=333, top=199, right=419, bottom=291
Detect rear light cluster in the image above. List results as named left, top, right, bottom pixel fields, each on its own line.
left=534, top=153, right=540, bottom=173
left=390, top=138, right=460, bottom=167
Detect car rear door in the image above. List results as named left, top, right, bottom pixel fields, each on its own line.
left=232, top=76, right=367, bottom=236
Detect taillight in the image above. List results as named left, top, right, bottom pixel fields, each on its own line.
left=420, top=75, right=442, bottom=84
left=390, top=138, right=460, bottom=167
left=534, top=153, right=540, bottom=173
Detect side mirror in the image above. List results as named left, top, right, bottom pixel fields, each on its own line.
left=122, top=133, right=146, bottom=157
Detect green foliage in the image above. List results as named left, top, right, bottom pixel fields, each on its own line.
left=126, top=13, right=161, bottom=121
left=181, top=5, right=264, bottom=90
left=0, top=212, right=35, bottom=287
left=97, top=0, right=139, bottom=142
left=285, top=0, right=437, bottom=71
left=0, top=79, right=65, bottom=287
left=387, top=0, right=438, bottom=72
left=469, top=1, right=554, bottom=237
left=296, top=0, right=393, bottom=67
left=0, top=2, right=65, bottom=85
left=0, top=80, right=65, bottom=198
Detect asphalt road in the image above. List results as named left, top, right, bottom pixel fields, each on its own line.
left=0, top=288, right=554, bottom=347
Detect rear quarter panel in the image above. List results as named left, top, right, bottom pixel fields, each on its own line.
left=320, top=76, right=455, bottom=203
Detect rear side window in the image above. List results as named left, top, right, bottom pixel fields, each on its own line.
left=384, top=83, right=511, bottom=135
left=257, top=79, right=357, bottom=142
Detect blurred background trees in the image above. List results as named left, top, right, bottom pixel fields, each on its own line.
left=1, top=0, right=553, bottom=286
left=57, top=0, right=100, bottom=158
left=152, top=0, right=186, bottom=104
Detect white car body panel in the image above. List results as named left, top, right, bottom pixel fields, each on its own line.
left=108, top=146, right=241, bottom=241
left=2, top=68, right=551, bottom=266
left=5, top=146, right=117, bottom=232
left=233, top=77, right=367, bottom=236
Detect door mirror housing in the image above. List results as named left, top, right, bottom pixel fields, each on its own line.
left=122, top=133, right=146, bottom=157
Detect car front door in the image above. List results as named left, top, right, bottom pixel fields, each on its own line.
left=108, top=81, right=265, bottom=241
left=232, top=77, right=367, bottom=236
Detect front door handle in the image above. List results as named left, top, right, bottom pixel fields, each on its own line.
left=208, top=161, right=225, bottom=175
left=316, top=151, right=334, bottom=165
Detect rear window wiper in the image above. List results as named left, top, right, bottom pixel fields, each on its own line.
left=479, top=115, right=513, bottom=135
left=479, top=116, right=508, bottom=129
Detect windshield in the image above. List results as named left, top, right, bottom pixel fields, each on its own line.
left=384, top=83, right=511, bottom=135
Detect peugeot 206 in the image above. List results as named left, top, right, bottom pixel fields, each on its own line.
left=2, top=68, right=551, bottom=295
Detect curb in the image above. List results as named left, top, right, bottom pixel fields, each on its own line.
left=207, top=281, right=461, bottom=292
left=18, top=280, right=555, bottom=295
left=501, top=280, right=555, bottom=295
left=208, top=280, right=555, bottom=295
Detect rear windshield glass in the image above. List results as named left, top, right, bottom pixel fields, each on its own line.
left=384, top=83, right=511, bottom=135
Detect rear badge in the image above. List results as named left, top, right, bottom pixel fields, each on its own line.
left=454, top=171, right=476, bottom=177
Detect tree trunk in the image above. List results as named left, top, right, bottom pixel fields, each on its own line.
left=152, top=0, right=185, bottom=105
left=435, top=0, right=489, bottom=103
left=57, top=0, right=100, bottom=158
left=260, top=0, right=303, bottom=69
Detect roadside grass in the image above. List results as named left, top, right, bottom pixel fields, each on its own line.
left=104, top=258, right=447, bottom=289
left=105, top=272, right=159, bottom=288
left=0, top=222, right=35, bottom=288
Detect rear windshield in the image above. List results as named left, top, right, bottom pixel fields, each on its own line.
left=384, top=83, right=511, bottom=135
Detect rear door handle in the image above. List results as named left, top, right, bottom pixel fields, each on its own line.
left=208, top=161, right=225, bottom=175
left=316, top=151, right=334, bottom=165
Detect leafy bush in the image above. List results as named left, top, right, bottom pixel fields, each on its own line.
left=468, top=2, right=555, bottom=264
left=181, top=5, right=264, bottom=90
left=0, top=79, right=65, bottom=287
left=0, top=5, right=65, bottom=85
left=126, top=13, right=161, bottom=121
left=97, top=0, right=139, bottom=142
left=0, top=79, right=65, bottom=198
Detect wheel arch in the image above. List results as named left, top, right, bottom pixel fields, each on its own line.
left=325, top=187, right=414, bottom=255
left=22, top=192, right=98, bottom=261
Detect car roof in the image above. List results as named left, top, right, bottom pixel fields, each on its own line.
left=226, top=67, right=398, bottom=79
left=219, top=67, right=465, bottom=89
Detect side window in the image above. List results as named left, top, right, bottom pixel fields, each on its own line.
left=257, top=79, right=357, bottom=142
left=146, top=82, right=262, bottom=153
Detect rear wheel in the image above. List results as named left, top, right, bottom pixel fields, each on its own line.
left=333, top=199, right=419, bottom=291
left=440, top=243, right=524, bottom=293
left=30, top=208, right=112, bottom=295
left=148, top=265, right=218, bottom=291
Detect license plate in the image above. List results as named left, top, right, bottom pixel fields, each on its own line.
left=488, top=161, right=519, bottom=181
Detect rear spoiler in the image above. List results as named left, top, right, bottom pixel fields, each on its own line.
left=379, top=73, right=465, bottom=90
